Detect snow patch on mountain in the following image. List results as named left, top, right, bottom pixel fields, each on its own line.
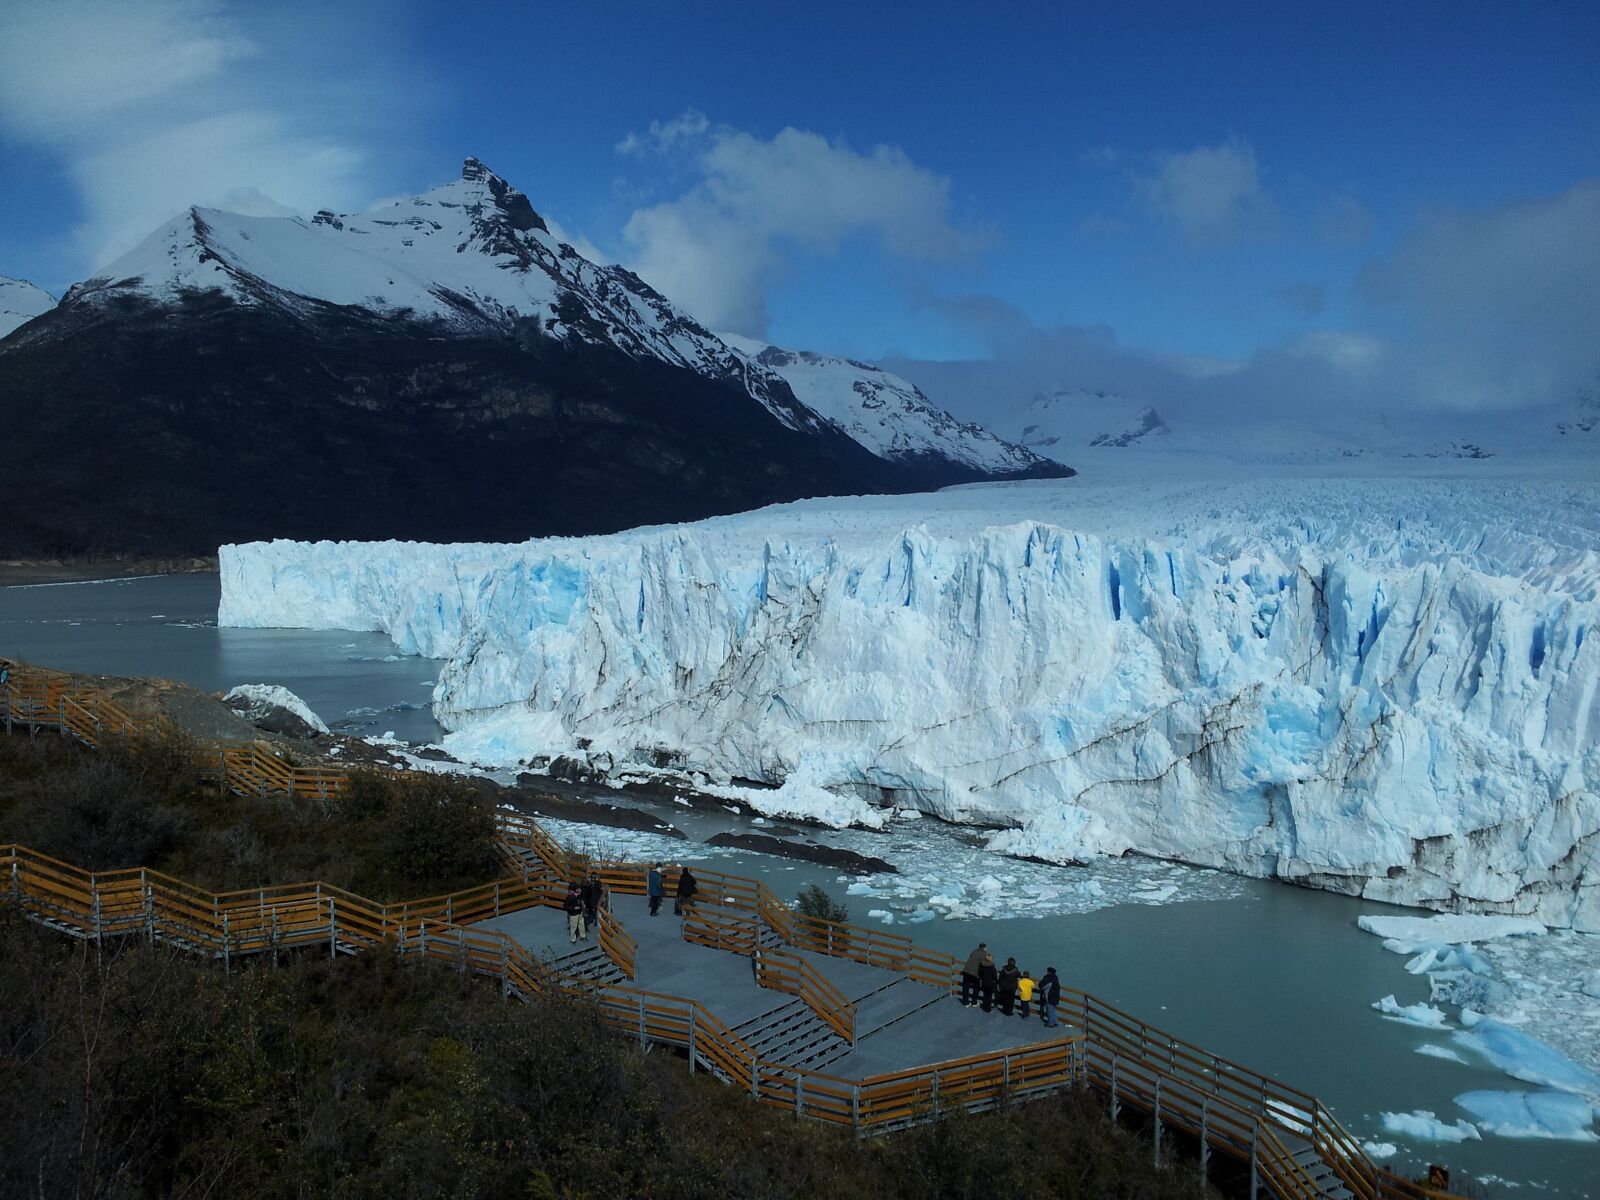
left=0, top=276, right=54, bottom=339
left=720, top=334, right=1051, bottom=476
left=219, top=469, right=1600, bottom=930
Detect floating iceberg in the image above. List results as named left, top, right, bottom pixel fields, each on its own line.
left=1373, top=994, right=1452, bottom=1029
left=1453, top=1090, right=1598, bottom=1141
left=1360, top=913, right=1548, bottom=948
left=219, top=474, right=1600, bottom=928
left=1416, top=1044, right=1470, bottom=1064
left=1379, top=1110, right=1481, bottom=1143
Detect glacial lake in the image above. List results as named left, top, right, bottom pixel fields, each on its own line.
left=3, top=573, right=1595, bottom=1198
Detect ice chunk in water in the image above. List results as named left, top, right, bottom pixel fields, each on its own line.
left=1453, top=1090, right=1598, bottom=1141
left=1373, top=995, right=1451, bottom=1029
left=1379, top=1111, right=1481, bottom=1143
left=1453, top=1012, right=1600, bottom=1098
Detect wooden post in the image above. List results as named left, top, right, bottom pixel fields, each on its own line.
left=223, top=911, right=231, bottom=975
left=688, top=1007, right=697, bottom=1073
left=1249, top=1123, right=1259, bottom=1198
left=1200, top=1099, right=1210, bottom=1183
left=1153, top=1076, right=1162, bottom=1167
left=795, top=1073, right=804, bottom=1116
left=1110, top=1052, right=1120, bottom=1120
left=852, top=1084, right=861, bottom=1133
left=637, top=996, right=646, bottom=1047
left=329, top=897, right=337, bottom=960
left=751, top=1061, right=760, bottom=1099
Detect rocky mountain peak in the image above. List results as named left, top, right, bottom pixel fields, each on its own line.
left=459, top=156, right=547, bottom=235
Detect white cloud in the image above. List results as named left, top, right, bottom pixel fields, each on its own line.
left=616, top=112, right=991, bottom=335
left=1134, top=136, right=1278, bottom=246
left=1360, top=179, right=1600, bottom=407
left=0, top=0, right=411, bottom=274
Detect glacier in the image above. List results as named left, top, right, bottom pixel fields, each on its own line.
left=219, top=471, right=1600, bottom=930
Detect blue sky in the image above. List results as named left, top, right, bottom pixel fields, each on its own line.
left=1, top=0, right=1596, bottom=409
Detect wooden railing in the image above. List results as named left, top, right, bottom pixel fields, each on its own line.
left=754, top=946, right=857, bottom=1046
left=1, top=659, right=1471, bottom=1194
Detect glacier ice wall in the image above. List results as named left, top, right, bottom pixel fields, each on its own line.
left=219, top=478, right=1600, bottom=930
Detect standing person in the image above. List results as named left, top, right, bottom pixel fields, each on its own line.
left=960, top=942, right=987, bottom=1007
left=1040, top=967, right=1061, bottom=1028
left=978, top=948, right=998, bottom=1013
left=647, top=862, right=666, bottom=916
left=674, top=865, right=699, bottom=916
left=1016, top=970, right=1035, bottom=1019
left=581, top=870, right=603, bottom=938
left=563, top=880, right=586, bottom=944
left=997, top=957, right=1021, bottom=1016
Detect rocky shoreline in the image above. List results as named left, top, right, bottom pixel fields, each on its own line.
left=0, top=555, right=218, bottom=587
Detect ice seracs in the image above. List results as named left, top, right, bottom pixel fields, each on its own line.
left=219, top=469, right=1600, bottom=931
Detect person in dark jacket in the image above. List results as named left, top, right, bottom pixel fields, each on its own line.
left=647, top=862, right=666, bottom=916
left=563, top=880, right=586, bottom=944
left=997, top=957, right=1021, bottom=1016
left=674, top=866, right=699, bottom=916
left=977, top=949, right=998, bottom=1012
left=960, top=942, right=987, bottom=1007
left=581, top=871, right=603, bottom=938
left=1040, top=966, right=1062, bottom=1027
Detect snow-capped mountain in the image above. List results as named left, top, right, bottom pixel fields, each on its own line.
left=0, top=276, right=52, bottom=339
left=0, top=159, right=1061, bottom=557
left=1011, top=387, right=1169, bottom=456
left=221, top=464, right=1600, bottom=931
left=719, top=334, right=1052, bottom=476
left=58, top=158, right=1055, bottom=479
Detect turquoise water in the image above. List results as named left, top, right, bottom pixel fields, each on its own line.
left=0, top=574, right=444, bottom=742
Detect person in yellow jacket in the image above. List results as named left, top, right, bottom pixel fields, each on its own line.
left=1016, top=970, right=1036, bottom=1019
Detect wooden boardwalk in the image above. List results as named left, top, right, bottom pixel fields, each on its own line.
left=476, top=893, right=1053, bottom=1081
left=0, top=659, right=1467, bottom=1200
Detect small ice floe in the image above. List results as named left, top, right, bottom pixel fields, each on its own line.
left=1361, top=1142, right=1398, bottom=1160
left=866, top=909, right=895, bottom=924
left=1581, top=969, right=1600, bottom=1000
left=1453, top=1090, right=1598, bottom=1142
left=1373, top=995, right=1452, bottom=1029
left=845, top=881, right=880, bottom=896
left=1416, top=1044, right=1470, bottom=1064
left=1131, top=884, right=1179, bottom=903
left=1379, top=1111, right=1481, bottom=1143
left=751, top=817, right=766, bottom=825
left=907, top=908, right=936, bottom=923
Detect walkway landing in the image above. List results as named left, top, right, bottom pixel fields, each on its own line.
left=475, top=894, right=1061, bottom=1081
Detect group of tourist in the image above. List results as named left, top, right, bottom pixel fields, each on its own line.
left=567, top=863, right=704, bottom=942
left=959, top=943, right=1062, bottom=1026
